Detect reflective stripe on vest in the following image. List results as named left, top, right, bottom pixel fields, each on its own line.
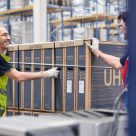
left=0, top=89, right=6, bottom=96
left=0, top=107, right=5, bottom=117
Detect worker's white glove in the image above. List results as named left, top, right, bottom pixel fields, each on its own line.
left=86, top=37, right=99, bottom=52
left=44, top=67, right=59, bottom=78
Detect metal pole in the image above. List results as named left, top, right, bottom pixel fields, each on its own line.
left=128, top=0, right=136, bottom=135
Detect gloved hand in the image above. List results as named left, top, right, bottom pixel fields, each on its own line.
left=86, top=37, right=99, bottom=52
left=44, top=67, right=59, bottom=78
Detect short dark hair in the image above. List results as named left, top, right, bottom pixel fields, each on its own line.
left=118, top=12, right=126, bottom=23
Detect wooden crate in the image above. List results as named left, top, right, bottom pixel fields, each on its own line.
left=54, top=41, right=66, bottom=112
left=6, top=108, right=33, bottom=116
left=8, top=45, right=23, bottom=110
left=41, top=42, right=55, bottom=112
left=76, top=40, right=91, bottom=111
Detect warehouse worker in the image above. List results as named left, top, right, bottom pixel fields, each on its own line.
left=0, top=27, right=59, bottom=116
left=87, top=12, right=128, bottom=109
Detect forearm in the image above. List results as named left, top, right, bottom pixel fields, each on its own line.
left=6, top=68, right=48, bottom=82
left=6, top=67, right=59, bottom=82
left=16, top=71, right=44, bottom=81
left=86, top=37, right=123, bottom=69
left=93, top=50, right=122, bottom=69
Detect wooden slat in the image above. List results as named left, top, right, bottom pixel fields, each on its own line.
left=52, top=47, right=55, bottom=112
left=85, top=40, right=91, bottom=110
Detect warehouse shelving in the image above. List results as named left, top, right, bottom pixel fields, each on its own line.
left=48, top=0, right=123, bottom=42
left=0, top=4, right=72, bottom=16
left=0, top=2, right=73, bottom=42
left=50, top=14, right=117, bottom=26
left=0, top=0, right=126, bottom=43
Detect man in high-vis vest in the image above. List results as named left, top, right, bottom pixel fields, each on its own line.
left=0, top=27, right=59, bottom=116
left=87, top=12, right=128, bottom=110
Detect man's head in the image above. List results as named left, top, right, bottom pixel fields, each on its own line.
left=0, top=27, right=11, bottom=52
left=118, top=12, right=127, bottom=39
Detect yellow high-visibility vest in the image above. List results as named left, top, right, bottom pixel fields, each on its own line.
left=0, top=54, right=11, bottom=116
